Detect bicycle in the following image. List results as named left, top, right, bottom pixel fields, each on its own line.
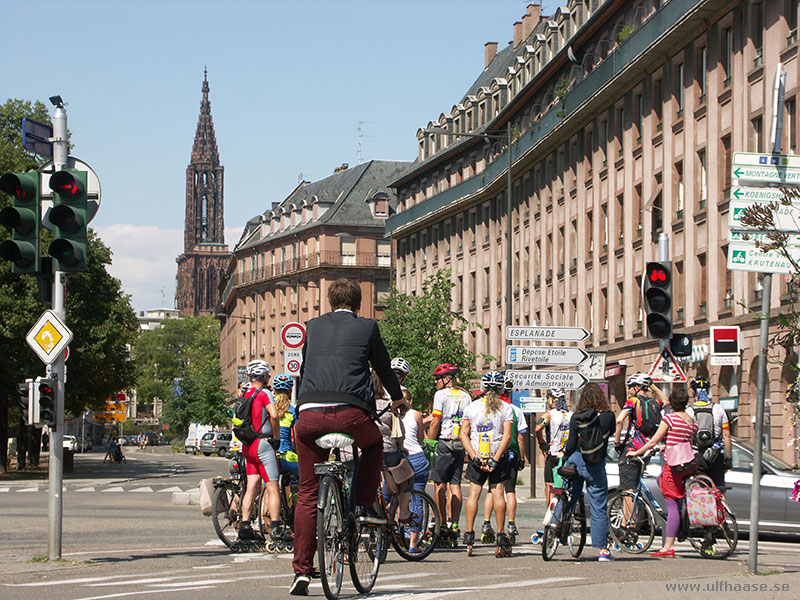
left=315, top=434, right=388, bottom=600
left=374, top=485, right=441, bottom=561
left=541, top=464, right=587, bottom=561
left=607, top=454, right=738, bottom=558
left=212, top=450, right=246, bottom=547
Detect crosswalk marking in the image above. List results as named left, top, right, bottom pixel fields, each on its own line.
left=101, top=486, right=125, bottom=493
left=18, top=487, right=38, bottom=492
left=76, top=487, right=96, bottom=492
left=157, top=486, right=183, bottom=492
left=130, top=486, right=154, bottom=493
left=0, top=487, right=9, bottom=492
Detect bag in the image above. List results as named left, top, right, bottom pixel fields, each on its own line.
left=686, top=475, right=725, bottom=526
left=693, top=405, right=716, bottom=450
left=383, top=458, right=414, bottom=496
left=198, top=478, right=214, bottom=517
left=634, top=395, right=662, bottom=437
left=574, top=408, right=606, bottom=464
left=664, top=441, right=697, bottom=475
left=232, top=389, right=265, bottom=445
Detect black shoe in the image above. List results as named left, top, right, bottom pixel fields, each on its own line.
left=355, top=504, right=387, bottom=525
left=237, top=525, right=264, bottom=542
left=289, top=573, right=310, bottom=596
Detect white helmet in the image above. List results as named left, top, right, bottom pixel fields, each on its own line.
left=626, top=373, right=652, bottom=388
left=246, top=360, right=271, bottom=380
left=391, top=357, right=411, bottom=374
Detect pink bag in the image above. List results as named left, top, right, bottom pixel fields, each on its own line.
left=686, top=475, right=725, bottom=527
left=664, top=441, right=697, bottom=474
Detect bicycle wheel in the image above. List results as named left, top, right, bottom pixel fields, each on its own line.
left=541, top=496, right=562, bottom=561
left=567, top=498, right=587, bottom=558
left=350, top=516, right=386, bottom=594
left=317, top=476, right=345, bottom=600
left=393, top=490, right=441, bottom=561
left=211, top=481, right=241, bottom=547
left=688, top=504, right=738, bottom=559
left=607, top=490, right=656, bottom=554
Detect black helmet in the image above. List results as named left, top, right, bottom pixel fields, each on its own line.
left=690, top=376, right=710, bottom=391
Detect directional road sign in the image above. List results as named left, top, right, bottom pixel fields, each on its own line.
left=727, top=242, right=799, bottom=273
left=505, top=369, right=589, bottom=390
left=25, top=309, right=73, bottom=365
left=733, top=152, right=800, bottom=169
left=731, top=164, right=800, bottom=184
left=729, top=186, right=788, bottom=202
left=506, top=326, right=590, bottom=342
left=506, top=345, right=588, bottom=366
left=728, top=229, right=800, bottom=246
left=519, top=396, right=547, bottom=414
left=729, top=198, right=800, bottom=233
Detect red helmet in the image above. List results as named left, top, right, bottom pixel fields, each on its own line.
left=433, top=363, right=458, bottom=377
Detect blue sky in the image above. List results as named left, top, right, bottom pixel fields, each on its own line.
left=2, top=0, right=560, bottom=312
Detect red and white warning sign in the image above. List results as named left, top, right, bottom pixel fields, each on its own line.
left=647, top=347, right=688, bottom=383
left=280, top=322, right=306, bottom=349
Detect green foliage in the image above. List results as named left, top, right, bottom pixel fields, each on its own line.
left=555, top=77, right=570, bottom=101
left=617, top=24, right=635, bottom=44
left=379, top=269, right=494, bottom=410
left=135, top=316, right=229, bottom=433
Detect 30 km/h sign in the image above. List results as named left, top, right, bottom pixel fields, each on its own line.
left=506, top=326, right=590, bottom=342
left=506, top=345, right=588, bottom=366
left=505, top=370, right=588, bottom=390
left=25, top=309, right=73, bottom=365
left=727, top=242, right=800, bottom=273
left=280, top=322, right=306, bottom=349
left=730, top=198, right=800, bottom=233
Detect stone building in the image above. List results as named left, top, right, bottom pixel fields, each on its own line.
left=176, top=70, right=231, bottom=316
left=218, top=160, right=410, bottom=392
left=386, top=0, right=799, bottom=462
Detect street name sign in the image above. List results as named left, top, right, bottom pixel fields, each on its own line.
left=727, top=242, right=799, bottom=274
left=25, top=309, right=73, bottom=365
left=727, top=230, right=800, bottom=246
left=729, top=199, right=800, bottom=233
left=730, top=186, right=788, bottom=202
left=505, top=369, right=588, bottom=390
left=505, top=345, right=588, bottom=366
left=519, top=396, right=547, bottom=414
left=731, top=164, right=800, bottom=184
left=733, top=152, right=800, bottom=169
left=505, top=326, right=590, bottom=342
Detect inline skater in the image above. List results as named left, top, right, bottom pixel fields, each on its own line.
left=535, top=388, right=572, bottom=508
left=460, top=371, right=513, bottom=557
left=427, top=363, right=471, bottom=546
left=686, top=376, right=732, bottom=489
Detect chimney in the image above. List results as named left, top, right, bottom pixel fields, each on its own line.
left=513, top=20, right=523, bottom=47
left=522, top=3, right=538, bottom=40
left=485, top=41, right=498, bottom=68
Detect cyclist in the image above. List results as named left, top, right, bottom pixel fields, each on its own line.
left=238, top=360, right=282, bottom=545
left=272, top=374, right=299, bottom=487
left=460, top=371, right=514, bottom=556
left=535, top=388, right=572, bottom=508
left=391, top=357, right=411, bottom=391
left=427, top=363, right=471, bottom=542
left=686, top=376, right=732, bottom=488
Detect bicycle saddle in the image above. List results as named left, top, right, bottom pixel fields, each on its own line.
left=557, top=465, right=579, bottom=479
left=315, top=433, right=354, bottom=449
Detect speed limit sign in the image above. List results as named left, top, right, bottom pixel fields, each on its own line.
left=285, top=349, right=303, bottom=376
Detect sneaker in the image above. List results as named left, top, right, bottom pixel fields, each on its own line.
left=598, top=548, right=615, bottom=562
left=289, top=573, right=310, bottom=596
left=355, top=504, right=387, bottom=525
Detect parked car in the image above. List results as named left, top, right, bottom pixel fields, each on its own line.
left=81, top=436, right=93, bottom=451
left=606, top=436, right=800, bottom=535
left=198, top=431, right=233, bottom=456
left=184, top=424, right=213, bottom=454
left=62, top=435, right=78, bottom=452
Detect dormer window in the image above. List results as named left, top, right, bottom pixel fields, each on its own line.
left=368, top=192, right=390, bottom=219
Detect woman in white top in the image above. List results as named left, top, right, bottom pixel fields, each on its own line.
left=400, top=389, right=428, bottom=552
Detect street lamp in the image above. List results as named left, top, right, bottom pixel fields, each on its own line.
left=423, top=123, right=515, bottom=365
left=214, top=312, right=256, bottom=322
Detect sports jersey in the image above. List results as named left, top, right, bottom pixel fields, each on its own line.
left=547, top=408, right=572, bottom=456
left=278, top=404, right=298, bottom=461
left=463, top=398, right=513, bottom=458
left=431, top=386, right=471, bottom=440
left=622, top=394, right=663, bottom=449
left=506, top=402, right=527, bottom=455
left=686, top=400, right=729, bottom=439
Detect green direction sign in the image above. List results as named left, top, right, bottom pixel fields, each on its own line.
left=730, top=187, right=787, bottom=202
left=731, top=165, right=800, bottom=183
left=729, top=198, right=800, bottom=232
left=728, top=229, right=800, bottom=246
left=733, top=152, right=800, bottom=169
left=727, top=242, right=800, bottom=273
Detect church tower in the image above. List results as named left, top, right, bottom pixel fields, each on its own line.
left=175, top=69, right=231, bottom=316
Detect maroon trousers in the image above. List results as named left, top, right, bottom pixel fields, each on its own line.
left=292, top=405, right=383, bottom=576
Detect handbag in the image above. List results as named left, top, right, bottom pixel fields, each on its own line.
left=664, top=441, right=697, bottom=475
left=686, top=475, right=725, bottom=526
left=383, top=457, right=414, bottom=496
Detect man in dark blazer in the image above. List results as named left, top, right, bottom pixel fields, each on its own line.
left=290, top=278, right=402, bottom=596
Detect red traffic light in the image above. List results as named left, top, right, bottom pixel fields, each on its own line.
left=646, top=263, right=670, bottom=287
left=0, top=172, right=37, bottom=203
left=39, top=383, right=53, bottom=395
left=49, top=171, right=85, bottom=201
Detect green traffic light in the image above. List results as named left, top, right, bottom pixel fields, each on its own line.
left=0, top=171, right=40, bottom=273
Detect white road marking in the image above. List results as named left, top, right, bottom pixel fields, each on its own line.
left=157, top=486, right=183, bottom=492
left=18, top=487, right=38, bottom=492
left=75, top=487, right=96, bottom=492
left=0, top=487, right=8, bottom=492
left=129, top=486, right=154, bottom=493
left=100, top=486, right=125, bottom=493
left=204, top=539, right=226, bottom=546
left=192, top=565, right=227, bottom=570
left=73, top=585, right=214, bottom=600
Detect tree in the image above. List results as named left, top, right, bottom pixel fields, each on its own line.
left=379, top=268, right=494, bottom=411
left=135, top=316, right=229, bottom=433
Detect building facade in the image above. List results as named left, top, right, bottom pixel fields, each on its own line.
left=386, top=0, right=799, bottom=462
left=176, top=70, right=231, bottom=316
left=218, top=160, right=410, bottom=392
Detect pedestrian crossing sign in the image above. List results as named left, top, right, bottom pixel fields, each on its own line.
left=647, top=347, right=688, bottom=383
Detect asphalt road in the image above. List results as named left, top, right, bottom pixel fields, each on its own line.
left=0, top=448, right=798, bottom=599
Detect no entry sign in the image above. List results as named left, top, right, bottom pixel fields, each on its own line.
left=281, top=322, right=306, bottom=349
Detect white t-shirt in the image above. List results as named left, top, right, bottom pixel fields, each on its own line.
left=402, top=409, right=424, bottom=455
left=510, top=403, right=528, bottom=435
left=548, top=409, right=573, bottom=456
left=431, top=387, right=471, bottom=440
left=463, top=398, right=513, bottom=458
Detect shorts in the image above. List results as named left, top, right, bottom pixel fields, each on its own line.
left=618, top=445, right=646, bottom=491
left=465, top=455, right=511, bottom=487
left=431, top=439, right=465, bottom=485
left=544, top=455, right=559, bottom=485
left=243, top=438, right=279, bottom=483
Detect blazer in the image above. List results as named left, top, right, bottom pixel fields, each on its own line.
left=297, top=310, right=402, bottom=416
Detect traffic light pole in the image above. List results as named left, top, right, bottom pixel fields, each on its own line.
left=46, top=103, right=69, bottom=560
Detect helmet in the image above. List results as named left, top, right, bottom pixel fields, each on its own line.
left=272, top=374, right=294, bottom=391
left=433, top=363, right=458, bottom=377
left=245, top=359, right=271, bottom=379
left=481, top=370, right=505, bottom=391
left=690, top=376, right=710, bottom=391
left=547, top=388, right=566, bottom=400
left=626, top=373, right=652, bottom=388
left=504, top=378, right=514, bottom=391
left=391, top=357, right=411, bottom=374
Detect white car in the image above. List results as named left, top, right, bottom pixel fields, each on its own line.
left=62, top=435, right=78, bottom=452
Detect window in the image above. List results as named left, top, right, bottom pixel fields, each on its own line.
left=676, top=63, right=685, bottom=117
left=752, top=2, right=764, bottom=67
left=653, top=78, right=663, bottom=126
left=617, top=106, right=625, bottom=156
left=698, top=46, right=707, bottom=103
left=723, top=28, right=733, bottom=87
left=635, top=93, right=643, bottom=143
left=722, top=134, right=732, bottom=191
left=751, top=116, right=763, bottom=152
left=786, top=97, right=797, bottom=154
left=789, top=0, right=799, bottom=44
left=673, top=261, right=684, bottom=322
left=469, top=210, right=476, bottom=249
left=616, top=194, right=625, bottom=242
left=483, top=267, right=490, bottom=306
left=652, top=192, right=663, bottom=239
left=586, top=129, right=594, bottom=173
left=456, top=275, right=463, bottom=310
left=456, top=216, right=463, bottom=253
left=601, top=204, right=608, bottom=249
left=698, top=149, right=707, bottom=208
left=601, top=119, right=609, bottom=165
left=377, top=240, right=390, bottom=267
left=698, top=253, right=707, bottom=315
left=586, top=211, right=594, bottom=256
left=675, top=161, right=684, bottom=218
left=634, top=184, right=642, bottom=237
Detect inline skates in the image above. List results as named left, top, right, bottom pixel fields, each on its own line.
left=495, top=532, right=512, bottom=557
left=480, top=521, right=496, bottom=544
left=463, top=530, right=475, bottom=557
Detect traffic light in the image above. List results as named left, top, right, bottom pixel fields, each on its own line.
left=36, top=376, right=56, bottom=427
left=48, top=169, right=87, bottom=272
left=17, top=380, right=33, bottom=425
left=644, top=261, right=672, bottom=339
left=670, top=333, right=693, bottom=357
left=0, top=171, right=40, bottom=273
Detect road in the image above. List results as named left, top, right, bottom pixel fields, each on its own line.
left=0, top=448, right=798, bottom=599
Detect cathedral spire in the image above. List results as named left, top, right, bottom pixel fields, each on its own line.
left=191, top=69, right=220, bottom=167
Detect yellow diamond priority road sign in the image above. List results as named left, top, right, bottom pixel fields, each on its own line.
left=26, top=309, right=73, bottom=365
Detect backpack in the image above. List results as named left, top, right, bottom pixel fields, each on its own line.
left=232, top=389, right=266, bottom=445
left=693, top=405, right=717, bottom=450
left=574, top=408, right=606, bottom=464
left=634, top=395, right=662, bottom=438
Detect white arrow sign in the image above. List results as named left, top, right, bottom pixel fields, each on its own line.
left=505, top=326, right=590, bottom=342
left=727, top=242, right=800, bottom=273
left=728, top=229, right=800, bottom=246
left=731, top=165, right=800, bottom=184
left=505, top=370, right=589, bottom=390
left=506, top=345, right=589, bottom=366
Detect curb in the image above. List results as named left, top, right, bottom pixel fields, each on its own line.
left=171, top=488, right=200, bottom=505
